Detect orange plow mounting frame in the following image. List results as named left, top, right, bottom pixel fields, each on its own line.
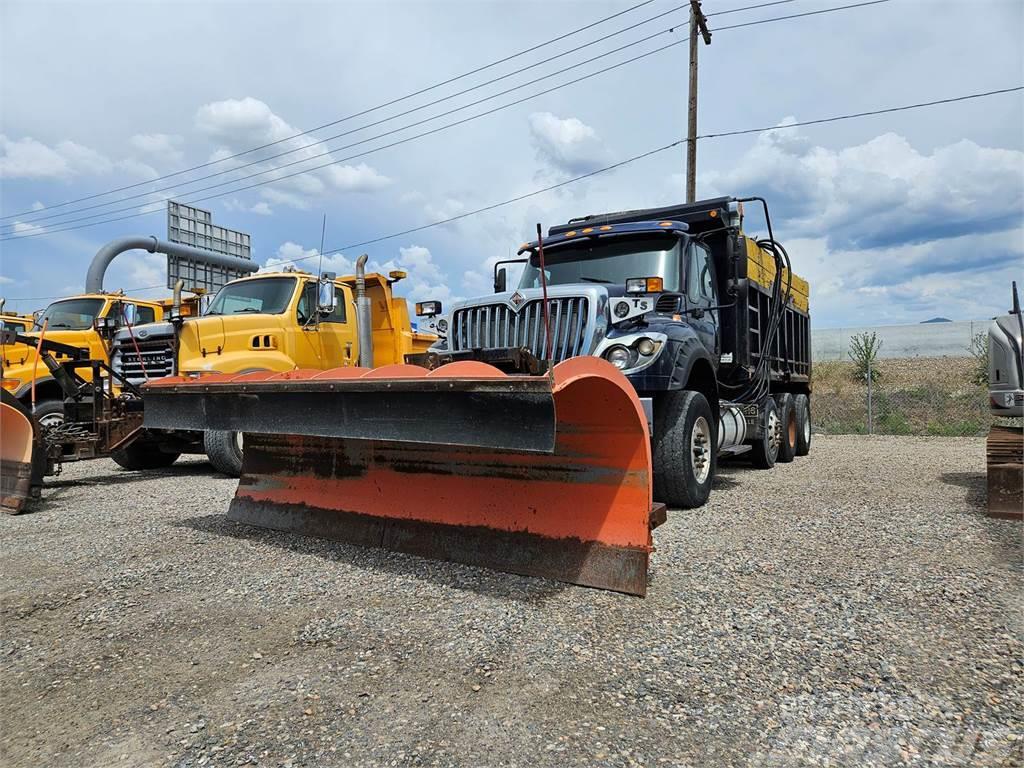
left=143, top=358, right=664, bottom=595
left=1, top=395, right=38, bottom=514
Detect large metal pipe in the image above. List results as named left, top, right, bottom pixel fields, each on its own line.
left=355, top=254, right=373, bottom=367
left=85, top=235, right=258, bottom=294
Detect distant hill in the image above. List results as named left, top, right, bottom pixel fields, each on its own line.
left=921, top=317, right=952, bottom=324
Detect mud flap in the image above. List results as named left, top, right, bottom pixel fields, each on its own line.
left=144, top=359, right=658, bottom=595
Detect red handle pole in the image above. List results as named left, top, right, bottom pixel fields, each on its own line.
left=536, top=223, right=552, bottom=361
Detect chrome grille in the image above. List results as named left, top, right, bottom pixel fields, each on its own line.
left=451, top=296, right=591, bottom=362
left=113, top=337, right=175, bottom=384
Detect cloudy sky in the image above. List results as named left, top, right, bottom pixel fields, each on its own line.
left=1, top=0, right=1021, bottom=328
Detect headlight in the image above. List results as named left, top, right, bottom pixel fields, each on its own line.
left=603, top=345, right=635, bottom=370
left=637, top=337, right=656, bottom=356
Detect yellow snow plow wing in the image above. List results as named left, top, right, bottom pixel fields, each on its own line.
left=143, top=358, right=664, bottom=595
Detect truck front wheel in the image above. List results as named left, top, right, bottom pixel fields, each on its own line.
left=652, top=390, right=716, bottom=509
left=204, top=430, right=243, bottom=477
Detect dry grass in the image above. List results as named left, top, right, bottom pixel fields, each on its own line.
left=811, top=357, right=990, bottom=436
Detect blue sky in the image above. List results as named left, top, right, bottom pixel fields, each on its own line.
left=1, top=0, right=1021, bottom=328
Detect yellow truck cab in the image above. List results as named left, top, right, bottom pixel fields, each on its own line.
left=169, top=269, right=434, bottom=376
left=110, top=267, right=435, bottom=474
left=0, top=293, right=165, bottom=427
left=0, top=313, right=33, bottom=335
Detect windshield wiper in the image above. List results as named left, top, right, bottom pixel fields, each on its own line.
left=233, top=308, right=262, bottom=313
left=579, top=276, right=612, bottom=284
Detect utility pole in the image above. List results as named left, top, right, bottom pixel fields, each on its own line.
left=686, top=0, right=712, bottom=203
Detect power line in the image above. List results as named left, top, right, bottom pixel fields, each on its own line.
left=696, top=86, right=1024, bottom=139
left=0, top=0, right=885, bottom=243
left=1, top=33, right=689, bottom=238
left=0, top=0, right=661, bottom=221
left=266, top=85, right=1024, bottom=263
left=5, top=84, right=1021, bottom=301
left=4, top=10, right=691, bottom=231
left=710, top=0, right=887, bottom=32
left=3, top=0, right=801, bottom=225
left=4, top=0, right=800, bottom=231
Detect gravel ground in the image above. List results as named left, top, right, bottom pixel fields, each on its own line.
left=1, top=436, right=1020, bottom=767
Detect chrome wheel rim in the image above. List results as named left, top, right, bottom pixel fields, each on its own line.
left=767, top=410, right=781, bottom=458
left=234, top=431, right=243, bottom=454
left=37, top=411, right=64, bottom=428
left=690, top=416, right=712, bottom=484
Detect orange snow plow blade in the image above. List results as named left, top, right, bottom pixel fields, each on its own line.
left=144, top=358, right=662, bottom=595
left=0, top=392, right=40, bottom=514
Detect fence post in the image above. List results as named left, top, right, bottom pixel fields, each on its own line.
left=866, top=356, right=873, bottom=434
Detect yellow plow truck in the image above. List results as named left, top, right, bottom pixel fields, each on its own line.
left=1, top=292, right=172, bottom=432
left=110, top=257, right=435, bottom=474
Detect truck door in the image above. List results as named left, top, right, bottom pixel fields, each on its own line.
left=685, top=241, right=719, bottom=356
left=317, top=284, right=357, bottom=368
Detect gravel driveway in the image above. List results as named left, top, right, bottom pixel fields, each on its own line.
left=1, top=436, right=1020, bottom=767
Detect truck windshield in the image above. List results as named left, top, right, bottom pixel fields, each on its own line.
left=205, top=277, right=297, bottom=316
left=33, top=298, right=104, bottom=330
left=518, top=236, right=682, bottom=290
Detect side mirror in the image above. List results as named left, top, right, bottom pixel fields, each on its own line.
left=416, top=301, right=442, bottom=318
left=494, top=268, right=507, bottom=293
left=317, top=274, right=337, bottom=314
left=113, top=302, right=137, bottom=326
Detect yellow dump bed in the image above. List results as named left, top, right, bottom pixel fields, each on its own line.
left=745, top=238, right=810, bottom=313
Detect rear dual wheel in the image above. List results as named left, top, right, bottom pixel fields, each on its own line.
left=774, top=393, right=797, bottom=464
left=653, top=390, right=716, bottom=509
left=794, top=394, right=811, bottom=456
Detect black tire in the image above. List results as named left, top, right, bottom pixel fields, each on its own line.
left=111, top=440, right=180, bottom=471
left=774, top=393, right=797, bottom=464
left=749, top=396, right=781, bottom=470
left=794, top=394, right=811, bottom=456
left=28, top=398, right=64, bottom=429
left=204, top=430, right=243, bottom=477
left=652, top=390, right=717, bottom=509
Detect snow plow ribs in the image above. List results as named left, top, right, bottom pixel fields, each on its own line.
left=143, top=359, right=659, bottom=595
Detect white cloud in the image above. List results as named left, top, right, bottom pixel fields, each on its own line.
left=528, top=112, right=609, bottom=177
left=262, top=241, right=454, bottom=304
left=130, top=133, right=184, bottom=165
left=700, top=125, right=1024, bottom=250
left=194, top=97, right=391, bottom=208
left=0, top=134, right=167, bottom=181
left=0, top=275, right=14, bottom=285
left=11, top=220, right=46, bottom=235
left=30, top=201, right=45, bottom=211
left=262, top=242, right=355, bottom=276
left=224, top=198, right=274, bottom=216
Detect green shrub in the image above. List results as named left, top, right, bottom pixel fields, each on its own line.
left=969, top=332, right=988, bottom=386
left=848, top=331, right=882, bottom=383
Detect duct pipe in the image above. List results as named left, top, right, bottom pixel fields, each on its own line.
left=355, top=254, right=373, bottom=367
left=85, top=235, right=258, bottom=294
